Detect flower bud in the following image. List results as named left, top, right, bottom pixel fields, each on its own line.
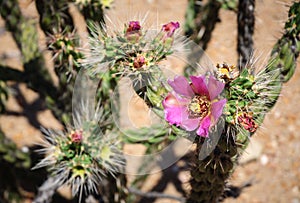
left=70, top=129, right=83, bottom=143
left=125, top=21, right=141, bottom=42
left=161, top=21, right=180, bottom=43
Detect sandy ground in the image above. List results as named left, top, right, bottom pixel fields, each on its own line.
left=0, top=0, right=299, bottom=202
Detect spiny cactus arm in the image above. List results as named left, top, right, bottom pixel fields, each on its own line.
left=35, top=0, right=74, bottom=33
left=35, top=0, right=82, bottom=124
left=188, top=4, right=300, bottom=202
left=267, top=1, right=300, bottom=82
left=0, top=80, right=8, bottom=113
left=0, top=65, right=22, bottom=112
left=237, top=0, right=255, bottom=69
left=0, top=0, right=57, bottom=99
left=75, top=0, right=106, bottom=30
left=186, top=124, right=241, bottom=203
left=260, top=1, right=300, bottom=111
left=185, top=0, right=222, bottom=50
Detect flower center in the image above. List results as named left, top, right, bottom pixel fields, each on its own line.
left=188, top=95, right=211, bottom=119
left=133, top=55, right=146, bottom=69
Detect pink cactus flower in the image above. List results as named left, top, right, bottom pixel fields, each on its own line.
left=161, top=21, right=180, bottom=39
left=162, top=75, right=226, bottom=137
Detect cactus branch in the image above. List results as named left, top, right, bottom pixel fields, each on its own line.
left=187, top=126, right=240, bottom=203
left=261, top=1, right=300, bottom=111
left=79, top=0, right=105, bottom=29
left=185, top=0, right=222, bottom=49
left=237, top=0, right=255, bottom=69
left=35, top=0, right=81, bottom=124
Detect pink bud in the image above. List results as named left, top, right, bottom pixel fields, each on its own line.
left=161, top=21, right=180, bottom=39
left=70, top=130, right=83, bottom=143
left=126, top=21, right=142, bottom=42
left=127, top=21, right=141, bottom=32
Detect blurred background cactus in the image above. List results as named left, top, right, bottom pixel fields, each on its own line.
left=0, top=0, right=299, bottom=203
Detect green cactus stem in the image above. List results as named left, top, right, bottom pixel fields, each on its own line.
left=0, top=0, right=70, bottom=126
left=35, top=0, right=80, bottom=124
left=184, top=0, right=222, bottom=49
left=0, top=80, right=8, bottom=113
left=261, top=1, right=300, bottom=110
left=218, top=0, right=238, bottom=10
left=237, top=0, right=255, bottom=69
left=35, top=0, right=74, bottom=33
left=187, top=127, right=242, bottom=203
left=76, top=0, right=105, bottom=30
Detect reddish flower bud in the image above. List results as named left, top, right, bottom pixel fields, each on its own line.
left=70, top=129, right=83, bottom=143
left=161, top=21, right=180, bottom=39
left=127, top=21, right=141, bottom=32
left=126, top=21, right=141, bottom=42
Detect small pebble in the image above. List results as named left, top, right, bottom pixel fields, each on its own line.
left=292, top=186, right=299, bottom=195
left=260, top=154, right=269, bottom=165
left=21, top=146, right=29, bottom=153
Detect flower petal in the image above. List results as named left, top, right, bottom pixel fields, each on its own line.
left=211, top=99, right=227, bottom=123
left=190, top=75, right=209, bottom=96
left=162, top=92, right=189, bottom=108
left=196, top=116, right=211, bottom=137
left=163, top=106, right=185, bottom=126
left=163, top=93, right=188, bottom=125
left=208, top=75, right=225, bottom=100
left=168, top=76, right=194, bottom=97
left=181, top=114, right=201, bottom=131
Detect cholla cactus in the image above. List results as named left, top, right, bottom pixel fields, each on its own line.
left=185, top=2, right=300, bottom=201
left=48, top=31, right=83, bottom=81
left=84, top=20, right=180, bottom=74
left=82, top=20, right=181, bottom=111
left=177, top=61, right=280, bottom=202
left=33, top=99, right=125, bottom=200
left=1, top=0, right=299, bottom=202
